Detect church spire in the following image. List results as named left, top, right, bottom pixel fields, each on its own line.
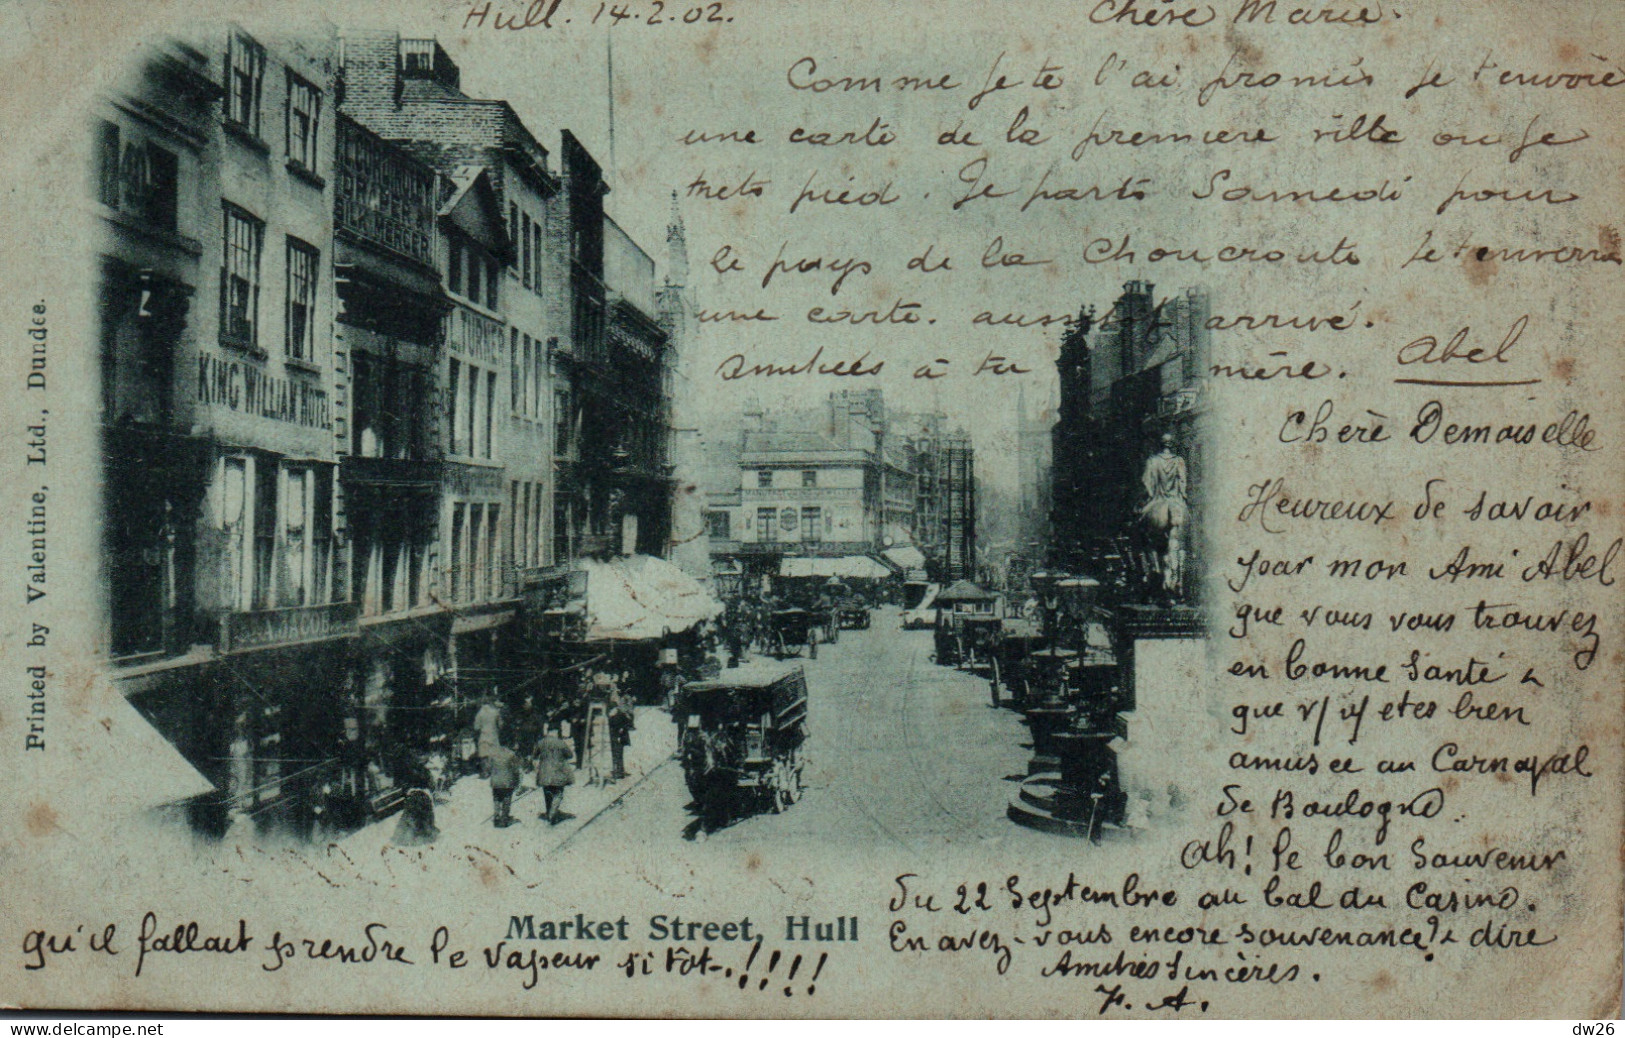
left=665, top=190, right=688, bottom=289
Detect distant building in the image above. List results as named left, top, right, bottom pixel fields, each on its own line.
left=1050, top=280, right=1209, bottom=582
left=703, top=390, right=976, bottom=582
left=937, top=435, right=976, bottom=582
left=1014, top=383, right=1053, bottom=556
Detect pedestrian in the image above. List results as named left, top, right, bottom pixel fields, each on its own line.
left=487, top=742, right=522, bottom=828
left=533, top=726, right=575, bottom=824
left=724, top=617, right=744, bottom=668
left=473, top=695, right=502, bottom=778
left=607, top=686, right=633, bottom=781
left=392, top=788, right=439, bottom=846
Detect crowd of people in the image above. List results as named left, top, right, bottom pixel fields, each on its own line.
left=712, top=580, right=875, bottom=667
left=390, top=580, right=888, bottom=840
left=388, top=667, right=643, bottom=841
left=476, top=670, right=639, bottom=829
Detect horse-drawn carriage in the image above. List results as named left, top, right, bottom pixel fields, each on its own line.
left=766, top=607, right=820, bottom=659
left=835, top=595, right=871, bottom=630
left=931, top=580, right=1001, bottom=668
left=673, top=664, right=809, bottom=825
left=987, top=618, right=1047, bottom=707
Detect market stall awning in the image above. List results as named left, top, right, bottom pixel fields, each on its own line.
left=581, top=554, right=724, bottom=642
left=779, top=555, right=893, bottom=579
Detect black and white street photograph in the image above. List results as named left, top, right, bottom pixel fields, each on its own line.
left=91, top=24, right=1212, bottom=859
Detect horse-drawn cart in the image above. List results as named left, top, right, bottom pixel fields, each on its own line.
left=766, top=607, right=819, bottom=659
left=931, top=580, right=1002, bottom=668
left=987, top=618, right=1047, bottom=707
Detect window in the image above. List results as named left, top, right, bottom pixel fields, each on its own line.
left=802, top=470, right=817, bottom=488
left=532, top=482, right=545, bottom=567
left=466, top=250, right=481, bottom=302
left=486, top=259, right=499, bottom=310
left=282, top=467, right=308, bottom=606
left=138, top=145, right=179, bottom=231
left=508, top=203, right=519, bottom=261
left=538, top=341, right=549, bottom=418
left=486, top=505, right=500, bottom=597
left=407, top=533, right=425, bottom=609
left=285, top=237, right=319, bottom=361
left=521, top=211, right=532, bottom=288
left=510, top=328, right=520, bottom=411
left=253, top=460, right=277, bottom=610
left=513, top=481, right=526, bottom=568
left=447, top=359, right=462, bottom=455
left=222, top=458, right=249, bottom=610
left=95, top=121, right=120, bottom=207
left=484, top=369, right=497, bottom=459
left=707, top=512, right=731, bottom=540
left=554, top=388, right=573, bottom=457
left=285, top=73, right=320, bottom=170
left=99, top=128, right=179, bottom=231
left=554, top=498, right=572, bottom=565
left=532, top=221, right=544, bottom=293
left=801, top=506, right=822, bottom=542
left=280, top=467, right=333, bottom=610
left=756, top=507, right=777, bottom=543
left=311, top=469, right=332, bottom=603
left=757, top=470, right=773, bottom=489
left=450, top=503, right=466, bottom=603
left=226, top=31, right=265, bottom=137
left=518, top=335, right=530, bottom=417
left=447, top=240, right=462, bottom=296
left=221, top=204, right=263, bottom=349
left=470, top=503, right=486, bottom=601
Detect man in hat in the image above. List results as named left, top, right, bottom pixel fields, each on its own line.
left=605, top=682, right=632, bottom=781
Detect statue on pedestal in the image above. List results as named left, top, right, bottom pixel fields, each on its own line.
left=1137, top=432, right=1187, bottom=601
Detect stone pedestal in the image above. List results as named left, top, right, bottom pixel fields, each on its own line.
left=1008, top=731, right=1117, bottom=838
left=1104, top=604, right=1205, bottom=830
left=1022, top=705, right=1071, bottom=774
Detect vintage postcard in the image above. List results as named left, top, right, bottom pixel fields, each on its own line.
left=0, top=0, right=1620, bottom=1018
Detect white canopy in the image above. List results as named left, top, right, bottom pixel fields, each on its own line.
left=99, top=692, right=217, bottom=810
left=581, top=554, right=724, bottom=641
left=779, top=555, right=893, bottom=579
left=883, top=546, right=928, bottom=571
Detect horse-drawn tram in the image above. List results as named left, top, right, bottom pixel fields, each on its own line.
left=673, top=663, right=810, bottom=828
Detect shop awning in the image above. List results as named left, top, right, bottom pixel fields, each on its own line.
left=105, top=693, right=217, bottom=809
left=779, top=555, right=893, bottom=579
left=581, top=554, right=724, bottom=642
left=883, top=546, right=928, bottom=571
left=935, top=579, right=998, bottom=604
